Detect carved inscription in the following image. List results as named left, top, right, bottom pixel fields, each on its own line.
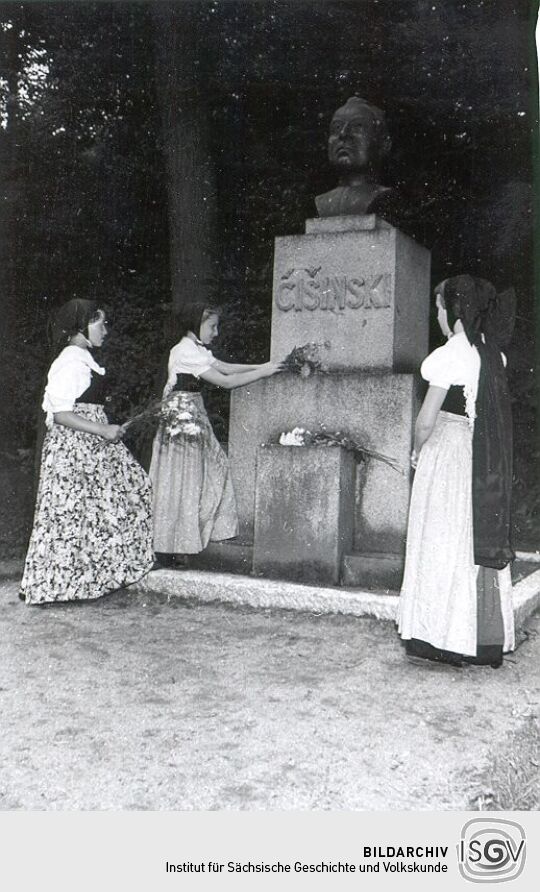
left=275, top=269, right=392, bottom=312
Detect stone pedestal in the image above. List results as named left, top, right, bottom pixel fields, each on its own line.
left=229, top=370, right=419, bottom=554
left=227, top=214, right=429, bottom=589
left=253, top=445, right=355, bottom=584
left=270, top=217, right=430, bottom=372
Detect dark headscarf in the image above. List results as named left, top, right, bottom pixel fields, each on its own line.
left=441, top=275, right=515, bottom=569
left=48, top=298, right=101, bottom=356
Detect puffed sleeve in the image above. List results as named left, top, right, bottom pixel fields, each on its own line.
left=420, top=343, right=455, bottom=390
left=163, top=339, right=217, bottom=396
left=42, top=349, right=92, bottom=427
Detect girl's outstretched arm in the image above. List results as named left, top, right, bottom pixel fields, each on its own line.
left=200, top=362, right=282, bottom=390
left=212, top=359, right=261, bottom=375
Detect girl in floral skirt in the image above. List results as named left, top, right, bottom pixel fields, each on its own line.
left=20, top=299, right=154, bottom=604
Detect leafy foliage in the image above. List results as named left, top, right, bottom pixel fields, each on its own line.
left=0, top=2, right=169, bottom=447
left=0, top=0, right=537, bottom=538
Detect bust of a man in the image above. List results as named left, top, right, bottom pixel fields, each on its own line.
left=315, top=96, right=392, bottom=218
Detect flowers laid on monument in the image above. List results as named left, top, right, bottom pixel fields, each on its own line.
left=278, top=428, right=307, bottom=446
left=277, top=426, right=406, bottom=474
left=282, top=341, right=331, bottom=378
left=121, top=392, right=205, bottom=442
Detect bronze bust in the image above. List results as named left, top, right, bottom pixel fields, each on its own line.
left=316, top=96, right=392, bottom=218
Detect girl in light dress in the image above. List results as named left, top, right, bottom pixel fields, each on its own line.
left=398, top=275, right=515, bottom=668
left=150, top=302, right=282, bottom=566
left=21, top=299, right=154, bottom=604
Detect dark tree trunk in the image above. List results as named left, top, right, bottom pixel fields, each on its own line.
left=151, top=2, right=218, bottom=315
left=0, top=10, right=25, bottom=346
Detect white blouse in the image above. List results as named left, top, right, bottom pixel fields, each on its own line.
left=163, top=337, right=216, bottom=396
left=42, top=345, right=105, bottom=428
left=421, top=332, right=481, bottom=424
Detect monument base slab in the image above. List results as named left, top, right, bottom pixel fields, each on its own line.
left=253, top=445, right=355, bottom=584
left=342, top=552, right=405, bottom=590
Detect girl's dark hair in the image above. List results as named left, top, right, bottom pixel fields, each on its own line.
left=440, top=275, right=497, bottom=345
left=174, top=301, right=220, bottom=340
left=48, top=299, right=102, bottom=353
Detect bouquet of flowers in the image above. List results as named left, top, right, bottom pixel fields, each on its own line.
left=160, top=393, right=205, bottom=441
left=121, top=392, right=205, bottom=442
left=282, top=341, right=331, bottom=378
left=278, top=426, right=406, bottom=475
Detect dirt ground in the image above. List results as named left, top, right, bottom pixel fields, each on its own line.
left=1, top=575, right=538, bottom=811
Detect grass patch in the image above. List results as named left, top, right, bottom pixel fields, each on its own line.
left=469, top=714, right=539, bottom=811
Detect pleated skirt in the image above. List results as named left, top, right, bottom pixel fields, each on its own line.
left=21, top=404, right=154, bottom=605
left=149, top=393, right=239, bottom=554
left=398, top=412, right=514, bottom=657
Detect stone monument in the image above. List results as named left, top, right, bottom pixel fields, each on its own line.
left=225, top=98, right=431, bottom=589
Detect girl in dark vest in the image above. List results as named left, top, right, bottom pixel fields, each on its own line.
left=398, top=275, right=515, bottom=668
left=150, top=302, right=282, bottom=566
left=20, top=299, right=153, bottom=604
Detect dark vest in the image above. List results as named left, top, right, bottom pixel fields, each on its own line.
left=441, top=384, right=466, bottom=416
left=172, top=373, right=202, bottom=393
left=76, top=370, right=107, bottom=405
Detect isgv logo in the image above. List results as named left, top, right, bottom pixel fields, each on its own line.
left=458, top=819, right=526, bottom=883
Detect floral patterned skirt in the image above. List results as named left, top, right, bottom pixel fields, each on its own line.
left=149, top=393, right=239, bottom=554
left=21, top=404, right=154, bottom=605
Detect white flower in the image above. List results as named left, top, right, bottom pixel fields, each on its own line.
left=279, top=428, right=306, bottom=446
left=183, top=423, right=202, bottom=437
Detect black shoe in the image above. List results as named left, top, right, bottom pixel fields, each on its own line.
left=18, top=591, right=26, bottom=602
left=171, top=554, right=189, bottom=569
left=463, top=645, right=503, bottom=668
left=405, top=638, right=462, bottom=667
left=152, top=553, right=175, bottom=569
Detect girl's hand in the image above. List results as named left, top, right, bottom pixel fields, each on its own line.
left=262, top=361, right=284, bottom=377
left=101, top=424, right=123, bottom=442
left=410, top=448, right=418, bottom=470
